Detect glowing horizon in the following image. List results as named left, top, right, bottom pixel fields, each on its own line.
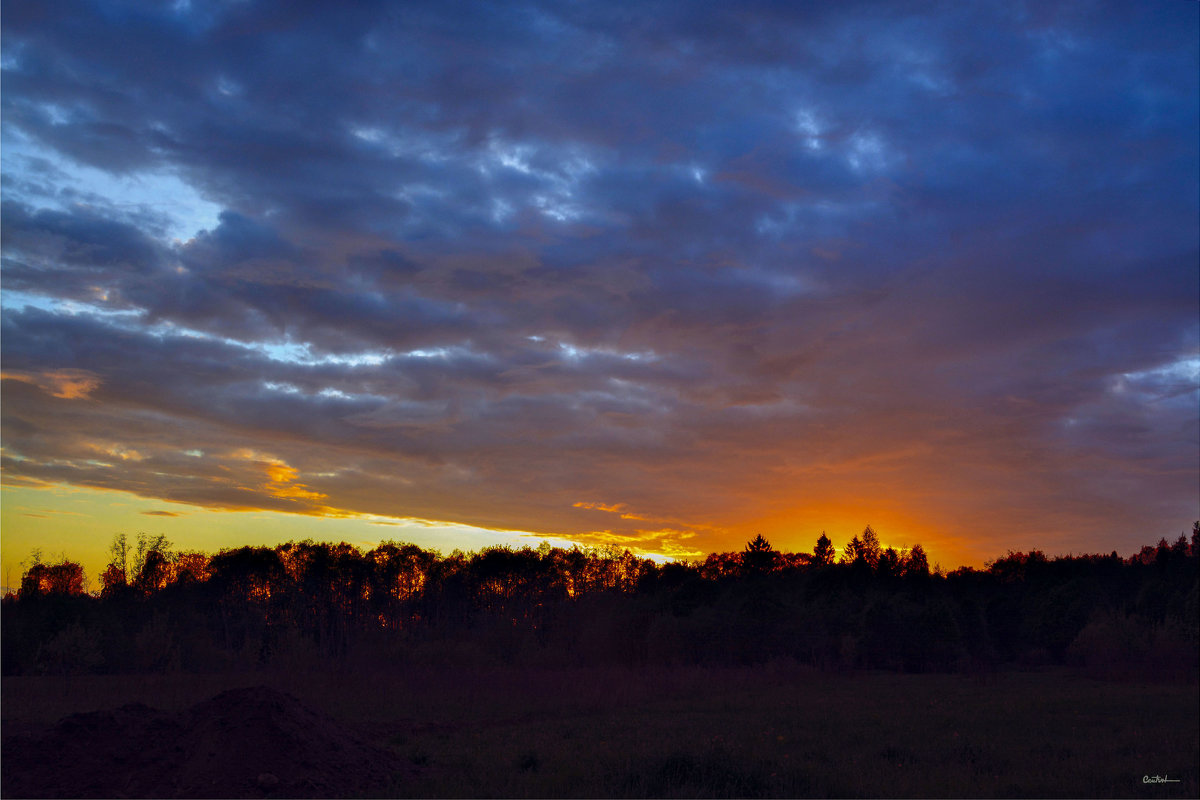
left=5, top=478, right=1189, bottom=593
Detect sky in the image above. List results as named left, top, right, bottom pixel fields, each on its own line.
left=2, top=0, right=1198, bottom=585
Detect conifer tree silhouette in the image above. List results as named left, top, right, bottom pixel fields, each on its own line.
left=812, top=533, right=836, bottom=567
left=742, top=535, right=777, bottom=574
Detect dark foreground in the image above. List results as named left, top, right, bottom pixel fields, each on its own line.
left=3, top=664, right=1197, bottom=798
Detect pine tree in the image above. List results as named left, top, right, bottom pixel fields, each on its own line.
left=742, top=535, right=777, bottom=573
left=812, top=533, right=835, bottom=567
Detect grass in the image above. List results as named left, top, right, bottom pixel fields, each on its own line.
left=4, top=663, right=1197, bottom=798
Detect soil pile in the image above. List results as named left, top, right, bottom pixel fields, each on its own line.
left=2, top=686, right=408, bottom=798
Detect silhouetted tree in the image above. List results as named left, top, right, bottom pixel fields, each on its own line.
left=877, top=547, right=901, bottom=579
left=841, top=534, right=863, bottom=566
left=207, top=546, right=285, bottom=654
left=99, top=564, right=128, bottom=599
left=133, top=534, right=172, bottom=578
left=1170, top=534, right=1188, bottom=559
left=109, top=534, right=129, bottom=583
left=842, top=528, right=882, bottom=570
left=742, top=535, right=777, bottom=574
left=19, top=559, right=86, bottom=598
left=860, top=526, right=882, bottom=569
left=812, top=533, right=835, bottom=567
left=904, top=543, right=930, bottom=578
left=135, top=550, right=170, bottom=596
left=1131, top=544, right=1159, bottom=566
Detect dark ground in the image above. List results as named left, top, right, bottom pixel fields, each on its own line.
left=3, top=664, right=1197, bottom=798
left=2, top=685, right=409, bottom=798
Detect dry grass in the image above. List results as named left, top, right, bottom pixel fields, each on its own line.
left=4, top=663, right=1197, bottom=798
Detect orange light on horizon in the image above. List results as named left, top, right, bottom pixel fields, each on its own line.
left=748, top=501, right=986, bottom=570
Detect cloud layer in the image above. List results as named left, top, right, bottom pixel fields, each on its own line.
left=2, top=0, right=1197, bottom=563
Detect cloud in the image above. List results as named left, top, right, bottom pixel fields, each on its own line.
left=1, top=368, right=102, bottom=400
left=1, top=0, right=1196, bottom=564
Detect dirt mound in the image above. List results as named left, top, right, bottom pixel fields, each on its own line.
left=2, top=686, right=408, bottom=798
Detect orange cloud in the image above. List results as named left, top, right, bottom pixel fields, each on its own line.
left=1, top=369, right=102, bottom=399
left=220, top=448, right=333, bottom=507
left=571, top=527, right=705, bottom=560
left=573, top=500, right=653, bottom=521
left=260, top=459, right=327, bottom=502
left=85, top=442, right=147, bottom=462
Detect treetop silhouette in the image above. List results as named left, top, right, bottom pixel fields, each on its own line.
left=4, top=524, right=1196, bottom=679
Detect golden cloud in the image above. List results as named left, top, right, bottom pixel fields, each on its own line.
left=1, top=369, right=102, bottom=400
left=572, top=500, right=652, bottom=520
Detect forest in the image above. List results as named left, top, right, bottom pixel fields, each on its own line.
left=4, top=525, right=1198, bottom=680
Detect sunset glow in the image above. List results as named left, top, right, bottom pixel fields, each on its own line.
left=2, top=1, right=1197, bottom=585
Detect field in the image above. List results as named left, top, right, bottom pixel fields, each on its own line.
left=4, top=664, right=1197, bottom=798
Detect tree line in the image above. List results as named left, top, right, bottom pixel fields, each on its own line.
left=4, top=525, right=1197, bottom=679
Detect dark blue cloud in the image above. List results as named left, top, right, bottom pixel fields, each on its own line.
left=2, top=0, right=1196, bottom=561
